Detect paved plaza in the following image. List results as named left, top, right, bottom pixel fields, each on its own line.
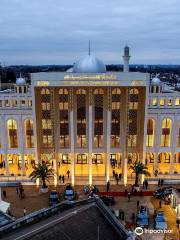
left=1, top=184, right=180, bottom=239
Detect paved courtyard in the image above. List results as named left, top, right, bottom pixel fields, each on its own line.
left=1, top=184, right=180, bottom=239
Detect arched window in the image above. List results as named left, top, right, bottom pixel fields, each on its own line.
left=76, top=89, right=86, bottom=148
left=7, top=119, right=18, bottom=148
left=111, top=88, right=121, bottom=148
left=59, top=88, right=69, bottom=148
left=161, top=118, right=172, bottom=147
left=94, top=89, right=104, bottom=147
left=25, top=119, right=34, bottom=148
left=146, top=119, right=155, bottom=147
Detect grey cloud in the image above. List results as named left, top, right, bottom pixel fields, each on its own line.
left=0, top=0, right=180, bottom=64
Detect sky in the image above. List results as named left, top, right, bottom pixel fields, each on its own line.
left=0, top=0, right=180, bottom=65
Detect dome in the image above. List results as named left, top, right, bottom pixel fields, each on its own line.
left=16, top=77, right=26, bottom=86
left=151, top=77, right=161, bottom=86
left=73, top=55, right=106, bottom=73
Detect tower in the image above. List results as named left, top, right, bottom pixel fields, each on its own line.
left=122, top=46, right=131, bottom=72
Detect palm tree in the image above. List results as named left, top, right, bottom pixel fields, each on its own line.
left=129, top=161, right=150, bottom=186
left=30, top=161, right=54, bottom=188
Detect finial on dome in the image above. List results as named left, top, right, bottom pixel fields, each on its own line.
left=88, top=40, right=91, bottom=56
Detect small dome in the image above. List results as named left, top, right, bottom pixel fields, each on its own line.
left=16, top=77, right=26, bottom=86
left=151, top=77, right=161, bottom=86
left=73, top=55, right=106, bottom=73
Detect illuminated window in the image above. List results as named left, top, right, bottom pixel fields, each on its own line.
left=178, top=122, right=180, bottom=147
left=59, top=88, right=69, bottom=148
left=94, top=89, right=104, bottom=148
left=152, top=98, right=157, bottom=106
left=42, top=119, right=52, bottom=129
left=7, top=119, right=18, bottom=148
left=128, top=88, right=139, bottom=147
left=25, top=119, right=34, bottom=148
left=160, top=98, right=165, bottom=106
left=0, top=100, right=2, bottom=107
left=111, top=88, right=121, bottom=148
left=5, top=99, right=10, bottom=107
left=41, top=102, right=50, bottom=110
left=146, top=119, right=154, bottom=147
left=168, top=98, right=172, bottom=106
left=175, top=98, right=180, bottom=106
left=76, top=89, right=86, bottom=148
left=76, top=154, right=88, bottom=164
left=161, top=118, right=171, bottom=147
left=28, top=99, right=32, bottom=107
left=13, top=99, right=18, bottom=107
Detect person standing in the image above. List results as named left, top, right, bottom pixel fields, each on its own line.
left=176, top=219, right=180, bottom=229
left=128, top=192, right=131, bottom=202
left=106, top=181, right=110, bottom=192
left=137, top=200, right=140, bottom=209
left=2, top=190, right=6, bottom=198
left=59, top=175, right=62, bottom=183
left=158, top=178, right=161, bottom=187
left=145, top=180, right=148, bottom=190
left=67, top=170, right=70, bottom=179
left=23, top=207, right=27, bottom=216
left=62, top=175, right=65, bottom=184
left=159, top=200, right=162, bottom=208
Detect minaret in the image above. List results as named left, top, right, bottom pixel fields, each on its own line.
left=122, top=46, right=131, bottom=72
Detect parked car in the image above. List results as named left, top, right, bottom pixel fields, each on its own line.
left=49, top=190, right=60, bottom=206
left=100, top=196, right=115, bottom=206
left=154, top=211, right=167, bottom=230
left=64, top=184, right=76, bottom=201
left=136, top=206, right=149, bottom=228
left=153, top=187, right=172, bottom=199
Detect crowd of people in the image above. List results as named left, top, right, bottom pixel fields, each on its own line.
left=112, top=170, right=122, bottom=185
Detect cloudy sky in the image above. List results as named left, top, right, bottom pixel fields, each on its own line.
left=0, top=0, right=180, bottom=65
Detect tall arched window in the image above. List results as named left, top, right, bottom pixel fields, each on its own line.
left=161, top=118, right=172, bottom=147
left=146, top=119, right=155, bottom=147
left=7, top=119, right=18, bottom=148
left=128, top=88, right=139, bottom=147
left=25, top=119, right=34, bottom=148
left=59, top=88, right=69, bottom=148
left=111, top=88, right=121, bottom=147
left=76, top=89, right=86, bottom=147
left=94, top=89, right=104, bottom=148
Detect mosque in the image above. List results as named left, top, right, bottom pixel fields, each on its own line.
left=0, top=46, right=180, bottom=186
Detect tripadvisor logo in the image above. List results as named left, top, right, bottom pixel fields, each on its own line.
left=135, top=227, right=143, bottom=236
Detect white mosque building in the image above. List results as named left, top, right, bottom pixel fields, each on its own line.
left=0, top=46, right=180, bottom=186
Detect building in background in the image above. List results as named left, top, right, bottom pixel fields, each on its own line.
left=0, top=46, right=180, bottom=186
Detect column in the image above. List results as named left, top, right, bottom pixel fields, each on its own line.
left=88, top=89, right=93, bottom=185
left=170, top=153, right=175, bottom=174
left=70, top=89, right=75, bottom=186
left=106, top=88, right=111, bottom=182
left=123, top=158, right=127, bottom=186
left=21, top=154, right=26, bottom=176
left=4, top=154, right=8, bottom=176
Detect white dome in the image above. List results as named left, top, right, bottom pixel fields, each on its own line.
left=73, top=55, right=106, bottom=73
left=16, top=77, right=26, bottom=86
left=151, top=77, right=161, bottom=86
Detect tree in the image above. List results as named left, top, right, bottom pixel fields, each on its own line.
left=129, top=161, right=150, bottom=186
left=30, top=162, right=54, bottom=188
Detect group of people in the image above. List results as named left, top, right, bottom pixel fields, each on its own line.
left=111, top=159, right=121, bottom=169
left=59, top=170, right=70, bottom=184
left=112, top=170, right=122, bottom=185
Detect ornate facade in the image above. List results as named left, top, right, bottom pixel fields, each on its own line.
left=0, top=48, right=180, bottom=185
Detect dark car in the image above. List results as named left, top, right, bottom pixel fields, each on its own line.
left=153, top=187, right=172, bottom=199
left=100, top=196, right=115, bottom=206
left=49, top=190, right=60, bottom=206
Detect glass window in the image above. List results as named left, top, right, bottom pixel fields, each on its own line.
left=21, top=100, right=26, bottom=106
left=161, top=118, right=171, bottom=147
left=168, top=98, right=172, bottom=106
left=152, top=98, right=157, bottom=106
left=5, top=99, right=10, bottom=107
left=160, top=98, right=165, bottom=106
left=7, top=119, right=18, bottom=148
left=25, top=119, right=34, bottom=148
left=175, top=98, right=180, bottom=106
left=0, top=100, right=2, bottom=107
left=28, top=99, right=32, bottom=107
left=146, top=119, right=154, bottom=147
